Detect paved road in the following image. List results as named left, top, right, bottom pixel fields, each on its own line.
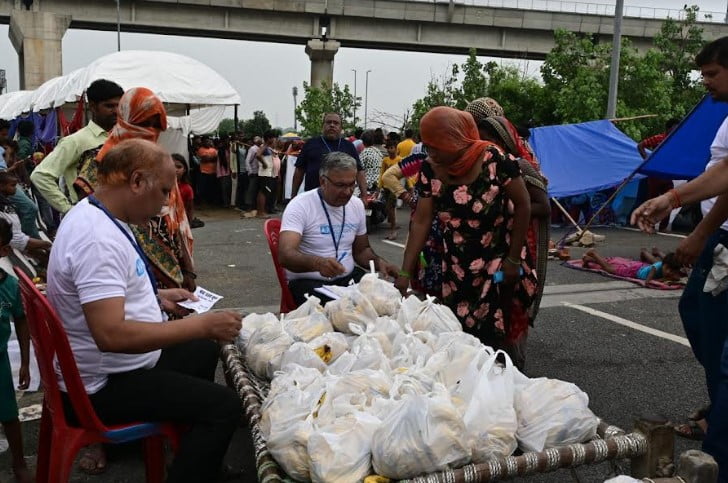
left=0, top=206, right=707, bottom=482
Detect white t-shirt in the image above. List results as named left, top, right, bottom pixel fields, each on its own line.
left=281, top=189, right=367, bottom=281
left=47, top=198, right=164, bottom=394
left=702, top=116, right=728, bottom=231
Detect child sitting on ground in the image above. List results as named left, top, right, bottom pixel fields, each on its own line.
left=582, top=247, right=683, bottom=285
left=0, top=217, right=34, bottom=483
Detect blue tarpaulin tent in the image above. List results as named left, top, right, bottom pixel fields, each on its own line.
left=639, top=95, right=728, bottom=179
left=530, top=120, right=645, bottom=198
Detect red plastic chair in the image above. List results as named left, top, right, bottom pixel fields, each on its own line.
left=264, top=218, right=297, bottom=313
left=14, top=267, right=181, bottom=483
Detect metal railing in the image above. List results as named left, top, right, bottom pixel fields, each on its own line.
left=414, top=0, right=723, bottom=22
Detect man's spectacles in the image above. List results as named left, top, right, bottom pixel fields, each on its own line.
left=323, top=175, right=356, bottom=190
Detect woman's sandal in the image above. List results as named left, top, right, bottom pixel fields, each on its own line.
left=673, top=420, right=706, bottom=441
left=78, top=445, right=107, bottom=475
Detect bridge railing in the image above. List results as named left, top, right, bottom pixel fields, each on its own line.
left=417, top=0, right=724, bottom=23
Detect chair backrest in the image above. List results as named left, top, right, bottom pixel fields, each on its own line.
left=14, top=267, right=108, bottom=433
left=263, top=218, right=296, bottom=313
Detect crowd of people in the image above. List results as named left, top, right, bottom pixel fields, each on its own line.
left=1, top=34, right=728, bottom=483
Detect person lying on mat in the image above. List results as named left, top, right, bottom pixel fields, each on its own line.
left=581, top=247, right=684, bottom=285
left=279, top=151, right=399, bottom=306
left=46, top=139, right=242, bottom=482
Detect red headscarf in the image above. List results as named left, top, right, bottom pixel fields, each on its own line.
left=96, top=87, right=168, bottom=161
left=419, top=106, right=493, bottom=178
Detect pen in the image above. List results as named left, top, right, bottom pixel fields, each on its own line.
left=337, top=251, right=347, bottom=262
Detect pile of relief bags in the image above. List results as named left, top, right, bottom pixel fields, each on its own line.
left=237, top=271, right=600, bottom=482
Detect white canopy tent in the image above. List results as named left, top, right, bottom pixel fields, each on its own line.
left=0, top=91, right=34, bottom=119
left=1, top=51, right=240, bottom=147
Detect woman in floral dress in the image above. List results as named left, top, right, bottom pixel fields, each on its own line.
left=395, top=106, right=536, bottom=367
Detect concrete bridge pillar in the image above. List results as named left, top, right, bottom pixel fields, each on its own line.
left=306, top=39, right=340, bottom=89
left=9, top=9, right=71, bottom=90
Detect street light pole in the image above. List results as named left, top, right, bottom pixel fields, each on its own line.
left=116, top=0, right=121, bottom=51
left=351, top=69, right=357, bottom=127
left=364, top=69, right=372, bottom=129
left=606, top=0, right=624, bottom=119
left=292, top=86, right=298, bottom=131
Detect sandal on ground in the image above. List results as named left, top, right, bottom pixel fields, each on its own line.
left=673, top=420, right=706, bottom=441
left=688, top=404, right=711, bottom=421
left=78, top=444, right=107, bottom=475
left=385, top=231, right=398, bottom=241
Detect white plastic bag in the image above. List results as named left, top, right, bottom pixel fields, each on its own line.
left=396, top=295, right=427, bottom=328
left=350, top=331, right=391, bottom=372
left=285, top=294, right=325, bottom=319
left=267, top=365, right=323, bottom=402
left=357, top=268, right=402, bottom=317
left=246, top=322, right=294, bottom=379
left=237, top=312, right=278, bottom=350
left=371, top=316, right=404, bottom=344
left=410, top=296, right=462, bottom=334
left=308, top=412, right=382, bottom=483
left=284, top=312, right=334, bottom=343
left=371, top=387, right=471, bottom=479
left=390, top=330, right=435, bottom=368
left=454, top=350, right=519, bottom=462
left=325, top=286, right=379, bottom=334
left=515, top=378, right=599, bottom=452
left=350, top=323, right=393, bottom=358
left=307, top=332, right=349, bottom=363
left=267, top=418, right=314, bottom=482
left=280, top=342, right=328, bottom=373
left=326, top=351, right=357, bottom=376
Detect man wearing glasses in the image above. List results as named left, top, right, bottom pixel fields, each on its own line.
left=290, top=112, right=368, bottom=201
left=279, top=152, right=398, bottom=305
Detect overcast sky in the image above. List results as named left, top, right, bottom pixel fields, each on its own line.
left=1, top=0, right=726, bottom=130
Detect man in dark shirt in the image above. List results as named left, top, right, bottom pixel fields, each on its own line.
left=291, top=113, right=368, bottom=201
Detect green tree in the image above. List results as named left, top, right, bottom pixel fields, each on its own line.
left=217, top=118, right=236, bottom=136
left=295, top=82, right=359, bottom=137
left=242, top=110, right=272, bottom=137
left=408, top=71, right=457, bottom=131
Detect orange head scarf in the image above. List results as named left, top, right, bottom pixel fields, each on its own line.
left=96, top=87, right=168, bottom=161
left=419, top=106, right=493, bottom=178
left=95, top=87, right=193, bottom=259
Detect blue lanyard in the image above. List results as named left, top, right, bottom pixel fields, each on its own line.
left=87, top=195, right=159, bottom=295
left=320, top=136, right=342, bottom=153
left=317, top=188, right=345, bottom=259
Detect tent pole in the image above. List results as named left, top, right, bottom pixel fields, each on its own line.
left=579, top=171, right=640, bottom=237
left=551, top=197, right=583, bottom=234
left=234, top=104, right=239, bottom=132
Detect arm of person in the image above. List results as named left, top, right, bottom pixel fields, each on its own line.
left=357, top=170, right=368, bottom=201
left=676, top=193, right=728, bottom=265
left=395, top=195, right=434, bottom=294
left=381, top=164, right=407, bottom=198
left=278, top=230, right=345, bottom=278
left=352, top=234, right=398, bottom=278
left=255, top=146, right=269, bottom=169
left=637, top=141, right=649, bottom=160
left=291, top=167, right=305, bottom=198
left=632, top=159, right=728, bottom=232
left=503, top=176, right=531, bottom=284
left=82, top=298, right=242, bottom=353
left=30, top=137, right=80, bottom=213
left=13, top=316, right=30, bottom=389
left=527, top=183, right=550, bottom=219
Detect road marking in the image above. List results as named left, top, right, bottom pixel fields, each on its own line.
left=562, top=301, right=690, bottom=347
left=382, top=239, right=406, bottom=249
